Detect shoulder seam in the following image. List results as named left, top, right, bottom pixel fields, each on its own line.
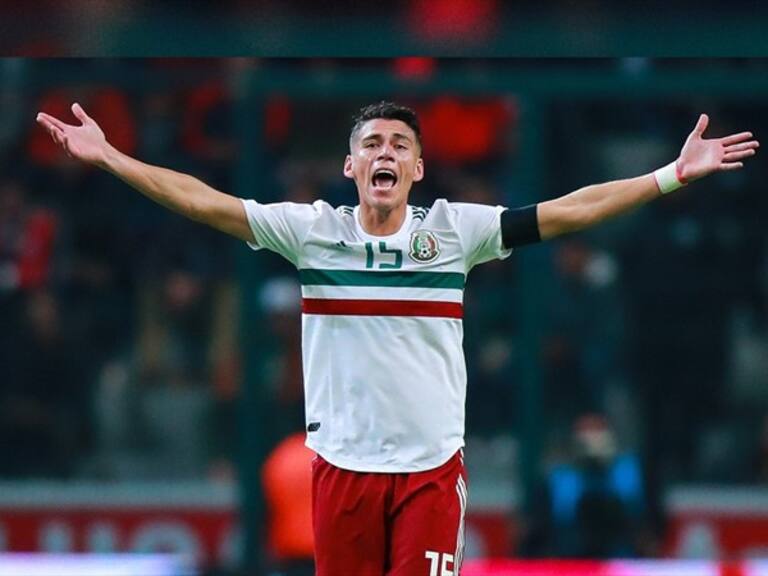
left=296, top=202, right=325, bottom=269
left=445, top=201, right=470, bottom=275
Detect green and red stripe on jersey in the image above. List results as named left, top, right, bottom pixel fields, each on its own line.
left=299, top=269, right=465, bottom=318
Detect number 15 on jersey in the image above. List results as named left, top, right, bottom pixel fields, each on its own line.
left=365, top=241, right=402, bottom=269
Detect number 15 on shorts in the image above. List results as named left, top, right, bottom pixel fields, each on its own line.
left=425, top=550, right=454, bottom=576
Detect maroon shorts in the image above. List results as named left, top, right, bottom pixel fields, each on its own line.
left=312, top=450, right=468, bottom=576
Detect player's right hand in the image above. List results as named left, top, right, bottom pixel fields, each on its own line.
left=36, top=103, right=110, bottom=167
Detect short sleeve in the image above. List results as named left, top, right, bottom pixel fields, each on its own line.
left=449, top=202, right=513, bottom=271
left=241, top=199, right=320, bottom=266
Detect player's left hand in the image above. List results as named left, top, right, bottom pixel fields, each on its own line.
left=676, top=114, right=759, bottom=182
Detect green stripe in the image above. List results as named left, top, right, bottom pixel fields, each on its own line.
left=299, top=269, right=465, bottom=289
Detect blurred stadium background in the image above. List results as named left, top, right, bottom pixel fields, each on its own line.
left=1, top=52, right=768, bottom=576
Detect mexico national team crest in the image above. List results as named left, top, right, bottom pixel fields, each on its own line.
left=409, top=230, right=440, bottom=263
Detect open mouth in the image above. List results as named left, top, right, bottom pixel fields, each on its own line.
left=372, top=168, right=398, bottom=189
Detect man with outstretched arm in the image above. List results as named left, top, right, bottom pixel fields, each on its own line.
left=37, top=101, right=758, bottom=576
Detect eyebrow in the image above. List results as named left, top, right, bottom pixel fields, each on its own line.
left=361, top=132, right=414, bottom=143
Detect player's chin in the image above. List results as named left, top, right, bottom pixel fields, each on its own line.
left=369, top=186, right=400, bottom=207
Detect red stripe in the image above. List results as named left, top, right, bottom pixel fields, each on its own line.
left=302, top=298, right=463, bottom=318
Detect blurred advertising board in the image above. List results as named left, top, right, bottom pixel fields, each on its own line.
left=0, top=482, right=513, bottom=567
left=5, top=483, right=767, bottom=569
left=0, top=553, right=194, bottom=576
left=0, top=482, right=236, bottom=570
left=462, top=559, right=768, bottom=576
left=666, top=487, right=768, bottom=558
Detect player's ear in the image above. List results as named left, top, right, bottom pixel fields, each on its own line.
left=343, top=155, right=354, bottom=179
left=413, top=158, right=424, bottom=182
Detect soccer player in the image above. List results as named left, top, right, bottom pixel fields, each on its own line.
left=37, top=101, right=758, bottom=576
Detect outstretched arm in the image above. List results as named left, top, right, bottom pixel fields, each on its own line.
left=536, top=114, right=759, bottom=240
left=36, top=103, right=254, bottom=242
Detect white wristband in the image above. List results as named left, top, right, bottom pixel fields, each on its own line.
left=653, top=161, right=687, bottom=194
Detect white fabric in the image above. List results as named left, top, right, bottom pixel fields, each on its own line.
left=653, top=161, right=686, bottom=194
left=242, top=198, right=511, bottom=472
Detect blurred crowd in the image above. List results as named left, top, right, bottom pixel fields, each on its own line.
left=0, top=59, right=241, bottom=481
left=1, top=59, right=767, bottom=562
left=4, top=1, right=768, bottom=56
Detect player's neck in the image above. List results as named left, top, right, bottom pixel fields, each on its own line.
left=358, top=203, right=408, bottom=236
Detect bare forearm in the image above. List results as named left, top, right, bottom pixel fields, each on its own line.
left=104, top=146, right=211, bottom=219
left=538, top=173, right=660, bottom=240
left=536, top=115, right=759, bottom=241
left=568, top=174, right=658, bottom=226
left=100, top=146, right=252, bottom=240
left=37, top=104, right=250, bottom=240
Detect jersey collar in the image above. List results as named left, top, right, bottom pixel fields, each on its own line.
left=353, top=205, right=413, bottom=242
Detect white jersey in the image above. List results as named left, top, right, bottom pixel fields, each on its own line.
left=242, top=198, right=511, bottom=472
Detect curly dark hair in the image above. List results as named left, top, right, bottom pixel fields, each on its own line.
left=350, top=101, right=422, bottom=150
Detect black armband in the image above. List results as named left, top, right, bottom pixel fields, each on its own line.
left=501, top=204, right=541, bottom=249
